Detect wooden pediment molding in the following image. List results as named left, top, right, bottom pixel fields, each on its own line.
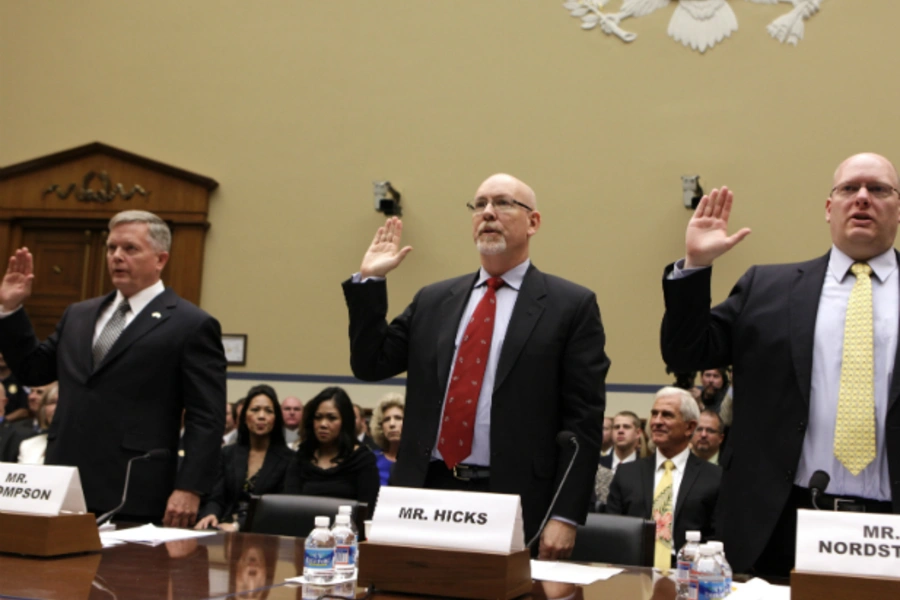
left=0, top=143, right=219, bottom=337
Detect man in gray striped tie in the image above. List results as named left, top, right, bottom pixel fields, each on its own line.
left=0, top=210, right=226, bottom=527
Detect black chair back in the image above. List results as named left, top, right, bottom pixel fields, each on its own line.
left=569, top=513, right=656, bottom=566
left=244, top=494, right=368, bottom=539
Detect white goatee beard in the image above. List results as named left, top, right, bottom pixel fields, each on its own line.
left=476, top=236, right=507, bottom=255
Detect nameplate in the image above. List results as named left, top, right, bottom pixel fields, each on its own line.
left=795, top=509, right=900, bottom=578
left=0, top=464, right=87, bottom=516
left=369, top=486, right=525, bottom=553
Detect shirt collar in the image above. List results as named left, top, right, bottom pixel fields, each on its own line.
left=829, top=245, right=897, bottom=284
left=112, top=280, right=166, bottom=317
left=656, top=445, right=691, bottom=472
left=474, top=259, right=530, bottom=291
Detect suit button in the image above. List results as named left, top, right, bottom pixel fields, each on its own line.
left=785, top=469, right=794, bottom=481
left=798, top=421, right=806, bottom=432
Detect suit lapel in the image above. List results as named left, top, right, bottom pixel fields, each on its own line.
left=436, top=274, right=479, bottom=399
left=233, top=446, right=249, bottom=493
left=494, top=265, right=546, bottom=392
left=790, top=252, right=830, bottom=407
left=93, top=288, right=176, bottom=374
left=675, top=454, right=701, bottom=522
left=640, top=456, right=655, bottom=515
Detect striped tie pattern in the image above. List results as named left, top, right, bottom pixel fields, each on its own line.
left=93, top=300, right=130, bottom=366
left=834, top=262, right=876, bottom=476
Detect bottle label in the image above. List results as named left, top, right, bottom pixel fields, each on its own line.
left=304, top=548, right=335, bottom=570
left=677, top=559, right=691, bottom=583
left=698, top=578, right=729, bottom=600
left=335, top=544, right=356, bottom=567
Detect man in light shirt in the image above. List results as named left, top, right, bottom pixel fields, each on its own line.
left=599, top=411, right=642, bottom=470
left=691, top=410, right=724, bottom=464
left=661, top=153, right=900, bottom=576
left=282, top=396, right=303, bottom=447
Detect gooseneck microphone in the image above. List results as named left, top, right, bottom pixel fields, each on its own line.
left=526, top=431, right=580, bottom=550
left=96, top=449, right=171, bottom=526
left=808, top=470, right=831, bottom=510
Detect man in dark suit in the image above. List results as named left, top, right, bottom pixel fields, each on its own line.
left=0, top=210, right=226, bottom=526
left=342, top=173, right=609, bottom=560
left=606, top=387, right=720, bottom=568
left=661, top=153, right=900, bottom=576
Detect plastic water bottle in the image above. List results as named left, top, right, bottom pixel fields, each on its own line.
left=331, top=513, right=357, bottom=576
left=694, top=544, right=729, bottom=600
left=304, top=516, right=335, bottom=583
left=338, top=505, right=359, bottom=538
left=707, top=541, right=732, bottom=595
left=676, top=531, right=702, bottom=600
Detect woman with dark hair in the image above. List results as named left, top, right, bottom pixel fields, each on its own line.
left=284, top=386, right=379, bottom=508
left=195, top=384, right=293, bottom=531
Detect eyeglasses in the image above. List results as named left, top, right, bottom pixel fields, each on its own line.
left=466, top=197, right=533, bottom=214
left=830, top=182, right=900, bottom=200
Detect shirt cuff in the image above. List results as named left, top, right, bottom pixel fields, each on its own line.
left=668, top=258, right=710, bottom=280
left=549, top=515, right=577, bottom=527
left=0, top=305, right=22, bottom=319
left=351, top=272, right=386, bottom=284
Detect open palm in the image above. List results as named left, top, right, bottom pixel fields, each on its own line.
left=360, top=217, right=413, bottom=279
left=0, top=248, right=34, bottom=311
left=685, top=187, right=751, bottom=268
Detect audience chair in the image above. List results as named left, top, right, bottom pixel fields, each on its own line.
left=244, top=494, right=368, bottom=539
left=569, top=513, right=656, bottom=567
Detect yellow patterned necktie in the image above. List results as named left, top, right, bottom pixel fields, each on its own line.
left=652, top=459, right=674, bottom=571
left=834, top=262, right=876, bottom=476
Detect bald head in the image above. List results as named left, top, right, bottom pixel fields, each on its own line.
left=475, top=173, right=537, bottom=211
left=833, top=153, right=900, bottom=188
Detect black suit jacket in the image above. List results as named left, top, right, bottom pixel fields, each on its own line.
left=598, top=452, right=613, bottom=469
left=0, top=288, right=226, bottom=519
left=660, top=252, right=900, bottom=572
left=606, top=452, right=721, bottom=552
left=199, top=443, right=294, bottom=528
left=342, top=264, right=610, bottom=540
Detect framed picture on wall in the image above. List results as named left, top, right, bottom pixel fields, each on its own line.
left=222, top=334, right=247, bottom=366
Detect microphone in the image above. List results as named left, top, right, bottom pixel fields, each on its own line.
left=96, top=449, right=171, bottom=526
left=808, top=470, right=830, bottom=510
left=526, top=431, right=580, bottom=550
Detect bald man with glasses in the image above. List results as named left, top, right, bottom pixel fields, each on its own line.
left=342, top=173, right=610, bottom=560
left=661, top=152, right=900, bottom=577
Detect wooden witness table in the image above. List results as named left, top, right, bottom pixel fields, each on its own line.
left=0, top=531, right=682, bottom=600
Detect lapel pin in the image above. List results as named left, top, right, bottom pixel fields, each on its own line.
left=151, top=312, right=162, bottom=319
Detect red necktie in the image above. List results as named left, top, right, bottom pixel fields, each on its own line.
left=439, top=277, right=505, bottom=469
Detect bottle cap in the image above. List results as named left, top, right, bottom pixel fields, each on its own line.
left=699, top=545, right=716, bottom=555
left=315, top=516, right=330, bottom=527
left=335, top=514, right=350, bottom=525
left=339, top=505, right=352, bottom=514
left=686, top=531, right=701, bottom=542
left=708, top=541, right=724, bottom=553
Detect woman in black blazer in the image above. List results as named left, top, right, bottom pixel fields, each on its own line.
left=195, top=384, right=294, bottom=531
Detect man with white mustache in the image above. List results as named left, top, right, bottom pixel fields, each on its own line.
left=342, top=173, right=610, bottom=560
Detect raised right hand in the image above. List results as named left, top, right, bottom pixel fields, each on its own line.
left=359, top=217, right=413, bottom=279
left=0, top=248, right=34, bottom=312
left=684, top=186, right=751, bottom=269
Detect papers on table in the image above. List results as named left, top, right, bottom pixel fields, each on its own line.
left=99, top=523, right=217, bottom=547
left=530, top=560, right=623, bottom=585
left=729, top=578, right=791, bottom=599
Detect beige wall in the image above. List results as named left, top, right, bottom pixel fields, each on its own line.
left=2, top=2, right=897, bottom=413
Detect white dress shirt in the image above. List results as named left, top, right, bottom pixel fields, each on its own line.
left=612, top=450, right=637, bottom=471
left=92, top=280, right=166, bottom=342
left=797, top=246, right=896, bottom=500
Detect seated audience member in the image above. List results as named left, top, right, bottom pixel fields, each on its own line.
left=599, top=416, right=613, bottom=458
left=354, top=403, right=378, bottom=450
left=600, top=411, right=643, bottom=471
left=282, top=396, right=303, bottom=448
left=606, top=387, right=721, bottom=569
left=1, top=383, right=51, bottom=461
left=692, top=409, right=725, bottom=464
left=223, top=400, right=238, bottom=446
left=284, top=387, right=380, bottom=509
left=195, top=385, right=293, bottom=531
left=17, top=384, right=58, bottom=464
left=698, top=368, right=729, bottom=413
left=370, top=393, right=404, bottom=486
left=0, top=353, right=29, bottom=422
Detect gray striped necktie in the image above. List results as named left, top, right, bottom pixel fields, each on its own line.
left=93, top=300, right=130, bottom=366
